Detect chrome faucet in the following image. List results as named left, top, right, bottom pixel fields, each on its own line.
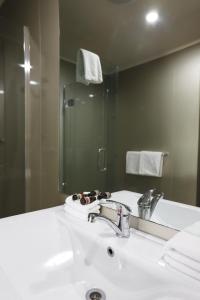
left=88, top=200, right=132, bottom=238
left=137, top=189, right=164, bottom=220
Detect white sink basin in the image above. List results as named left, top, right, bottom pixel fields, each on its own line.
left=111, top=191, right=200, bottom=230
left=0, top=206, right=199, bottom=299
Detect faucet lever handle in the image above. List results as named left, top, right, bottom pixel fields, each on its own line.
left=102, top=199, right=132, bottom=215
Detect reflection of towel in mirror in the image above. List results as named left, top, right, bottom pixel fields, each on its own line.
left=139, top=151, right=164, bottom=177
left=126, top=151, right=140, bottom=175
left=160, top=221, right=200, bottom=281
left=64, top=196, right=100, bottom=221
left=125, top=151, right=164, bottom=177
left=76, top=49, right=103, bottom=85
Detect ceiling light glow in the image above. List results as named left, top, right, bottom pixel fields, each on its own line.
left=19, top=62, right=33, bottom=72
left=146, top=10, right=159, bottom=24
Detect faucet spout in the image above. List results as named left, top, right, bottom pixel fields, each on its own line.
left=137, top=189, right=164, bottom=220
left=89, top=214, right=125, bottom=237
left=88, top=200, right=131, bottom=238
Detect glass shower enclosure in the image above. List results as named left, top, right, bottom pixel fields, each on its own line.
left=60, top=59, right=118, bottom=195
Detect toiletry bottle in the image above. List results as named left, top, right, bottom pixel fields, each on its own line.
left=88, top=190, right=100, bottom=197
left=72, top=193, right=82, bottom=200
left=97, top=192, right=111, bottom=200
left=80, top=196, right=97, bottom=205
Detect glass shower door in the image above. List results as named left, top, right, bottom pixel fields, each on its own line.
left=62, top=81, right=107, bottom=195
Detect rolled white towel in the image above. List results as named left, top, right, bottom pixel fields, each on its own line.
left=64, top=205, right=100, bottom=222
left=65, top=196, right=100, bottom=213
left=64, top=195, right=100, bottom=221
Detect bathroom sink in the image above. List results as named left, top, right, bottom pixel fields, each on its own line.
left=0, top=206, right=199, bottom=299
left=151, top=199, right=200, bottom=230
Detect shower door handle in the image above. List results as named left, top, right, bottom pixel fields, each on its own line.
left=98, top=147, right=107, bottom=172
left=59, top=85, right=67, bottom=193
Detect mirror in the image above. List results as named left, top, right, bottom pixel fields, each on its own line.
left=59, top=0, right=200, bottom=220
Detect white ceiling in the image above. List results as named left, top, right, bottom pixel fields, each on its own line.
left=60, top=0, right=200, bottom=71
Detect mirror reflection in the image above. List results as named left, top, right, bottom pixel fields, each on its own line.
left=59, top=0, right=200, bottom=213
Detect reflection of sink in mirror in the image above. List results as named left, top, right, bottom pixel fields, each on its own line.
left=0, top=206, right=200, bottom=299
left=111, top=191, right=200, bottom=230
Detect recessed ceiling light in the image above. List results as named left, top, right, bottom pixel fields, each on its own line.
left=146, top=10, right=159, bottom=24
left=19, top=62, right=33, bottom=72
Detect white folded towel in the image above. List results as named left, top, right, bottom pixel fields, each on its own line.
left=162, top=253, right=200, bottom=281
left=164, top=249, right=200, bottom=273
left=64, top=196, right=100, bottom=221
left=126, top=151, right=140, bottom=175
left=76, top=49, right=103, bottom=85
left=160, top=221, right=200, bottom=281
left=139, top=151, right=164, bottom=177
left=165, top=221, right=200, bottom=261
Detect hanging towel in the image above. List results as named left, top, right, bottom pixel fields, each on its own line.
left=126, top=151, right=140, bottom=175
left=76, top=49, right=103, bottom=85
left=139, top=151, right=164, bottom=177
left=160, top=221, right=200, bottom=281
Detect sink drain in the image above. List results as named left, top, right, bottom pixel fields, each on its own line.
left=86, top=288, right=106, bottom=300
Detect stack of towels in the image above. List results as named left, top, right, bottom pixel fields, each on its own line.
left=160, top=221, right=200, bottom=281
left=126, top=151, right=165, bottom=177
left=64, top=195, right=100, bottom=221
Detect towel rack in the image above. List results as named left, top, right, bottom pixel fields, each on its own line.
left=163, top=152, right=169, bottom=157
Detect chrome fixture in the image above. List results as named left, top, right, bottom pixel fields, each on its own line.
left=98, top=147, right=107, bottom=172
left=88, top=200, right=131, bottom=238
left=86, top=288, right=106, bottom=300
left=137, top=189, right=164, bottom=220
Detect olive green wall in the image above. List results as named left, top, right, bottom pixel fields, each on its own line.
left=115, top=44, right=200, bottom=205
